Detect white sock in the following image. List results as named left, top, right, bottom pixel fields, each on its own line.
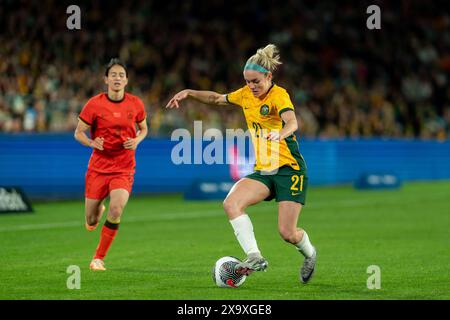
left=229, top=214, right=260, bottom=255
left=295, top=230, right=315, bottom=258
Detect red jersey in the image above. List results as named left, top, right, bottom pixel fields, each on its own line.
left=79, top=92, right=146, bottom=174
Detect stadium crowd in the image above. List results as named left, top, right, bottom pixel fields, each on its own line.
left=1, top=0, right=449, bottom=139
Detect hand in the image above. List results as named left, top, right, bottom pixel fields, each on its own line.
left=165, top=90, right=190, bottom=109
left=265, top=131, right=281, bottom=141
left=123, top=137, right=138, bottom=150
left=90, top=137, right=104, bottom=150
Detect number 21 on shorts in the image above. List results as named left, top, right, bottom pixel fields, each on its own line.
left=290, top=174, right=304, bottom=194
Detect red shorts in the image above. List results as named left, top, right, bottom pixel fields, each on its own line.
left=85, top=170, right=134, bottom=200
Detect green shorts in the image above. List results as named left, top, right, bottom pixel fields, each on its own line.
left=246, top=164, right=308, bottom=205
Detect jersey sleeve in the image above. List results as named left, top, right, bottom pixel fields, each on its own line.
left=78, top=98, right=96, bottom=126
left=225, top=87, right=245, bottom=108
left=135, top=98, right=147, bottom=123
left=273, top=90, right=295, bottom=116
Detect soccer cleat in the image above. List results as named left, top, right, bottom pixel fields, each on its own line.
left=89, top=258, right=106, bottom=271
left=85, top=222, right=99, bottom=231
left=300, top=247, right=316, bottom=284
left=235, top=252, right=268, bottom=275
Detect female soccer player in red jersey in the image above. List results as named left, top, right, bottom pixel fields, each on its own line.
left=74, top=59, right=148, bottom=271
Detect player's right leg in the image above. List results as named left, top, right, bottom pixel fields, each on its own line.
left=223, top=177, right=271, bottom=274
left=84, top=170, right=109, bottom=231
left=85, top=198, right=105, bottom=231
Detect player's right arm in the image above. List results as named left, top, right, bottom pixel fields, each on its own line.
left=74, top=120, right=104, bottom=150
left=165, top=89, right=229, bottom=109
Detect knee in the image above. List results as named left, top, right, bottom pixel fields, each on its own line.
left=85, top=207, right=101, bottom=225
left=108, top=203, right=124, bottom=220
left=279, top=228, right=298, bottom=244
left=223, top=198, right=242, bottom=218
left=223, top=198, right=235, bottom=215
left=86, top=215, right=99, bottom=226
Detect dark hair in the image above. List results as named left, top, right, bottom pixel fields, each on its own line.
left=105, top=58, right=128, bottom=77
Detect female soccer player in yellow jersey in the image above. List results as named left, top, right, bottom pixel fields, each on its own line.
left=166, top=44, right=316, bottom=283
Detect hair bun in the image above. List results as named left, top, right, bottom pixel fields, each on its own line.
left=246, top=44, right=282, bottom=73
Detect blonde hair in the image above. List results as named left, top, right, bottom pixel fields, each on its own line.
left=245, top=44, right=282, bottom=73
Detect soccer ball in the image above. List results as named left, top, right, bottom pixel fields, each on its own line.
left=212, top=256, right=247, bottom=288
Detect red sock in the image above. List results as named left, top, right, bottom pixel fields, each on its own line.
left=94, top=221, right=119, bottom=260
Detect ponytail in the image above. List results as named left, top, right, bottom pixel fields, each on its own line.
left=244, top=44, right=282, bottom=73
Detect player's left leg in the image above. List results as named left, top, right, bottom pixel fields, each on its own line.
left=90, top=172, right=134, bottom=271
left=278, top=201, right=316, bottom=283
left=90, top=188, right=130, bottom=270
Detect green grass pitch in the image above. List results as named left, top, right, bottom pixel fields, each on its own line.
left=0, top=181, right=449, bottom=300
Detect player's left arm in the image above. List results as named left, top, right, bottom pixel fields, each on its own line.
left=123, top=118, right=148, bottom=150
left=266, top=110, right=298, bottom=141
left=279, top=110, right=298, bottom=140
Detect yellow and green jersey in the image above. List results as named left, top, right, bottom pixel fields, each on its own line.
left=226, top=84, right=304, bottom=172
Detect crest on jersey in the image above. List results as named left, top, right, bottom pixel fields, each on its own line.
left=260, top=104, right=270, bottom=116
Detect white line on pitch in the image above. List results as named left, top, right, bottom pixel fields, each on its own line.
left=0, top=191, right=447, bottom=233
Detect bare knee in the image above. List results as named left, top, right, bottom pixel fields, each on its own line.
left=279, top=228, right=299, bottom=244
left=85, top=205, right=102, bottom=225
left=223, top=198, right=244, bottom=219
left=86, top=215, right=99, bottom=226
left=108, top=203, right=124, bottom=221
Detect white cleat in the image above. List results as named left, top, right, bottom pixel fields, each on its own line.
left=89, top=258, right=106, bottom=271
left=300, top=248, right=316, bottom=284
left=235, top=252, right=268, bottom=275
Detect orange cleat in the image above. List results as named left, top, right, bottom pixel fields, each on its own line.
left=89, top=258, right=106, bottom=271
left=85, top=222, right=99, bottom=231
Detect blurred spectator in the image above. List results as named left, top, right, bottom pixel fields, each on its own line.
left=0, top=0, right=449, bottom=140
